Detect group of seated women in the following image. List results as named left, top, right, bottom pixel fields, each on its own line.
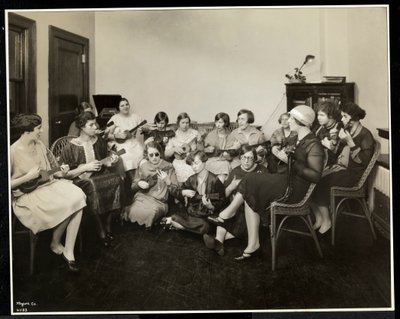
left=10, top=96, right=375, bottom=272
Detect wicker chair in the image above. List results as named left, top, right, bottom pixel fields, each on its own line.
left=330, top=140, right=380, bottom=246
left=50, top=135, right=77, bottom=162
left=269, top=182, right=323, bottom=271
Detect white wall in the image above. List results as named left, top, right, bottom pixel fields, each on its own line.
left=347, top=7, right=389, bottom=153
left=12, top=11, right=96, bottom=146
left=94, top=8, right=323, bottom=131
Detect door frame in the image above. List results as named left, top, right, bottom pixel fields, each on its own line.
left=48, top=26, right=89, bottom=143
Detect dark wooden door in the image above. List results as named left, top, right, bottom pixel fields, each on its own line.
left=49, top=26, right=89, bottom=143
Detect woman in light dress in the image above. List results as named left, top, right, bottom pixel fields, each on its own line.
left=10, top=114, right=86, bottom=272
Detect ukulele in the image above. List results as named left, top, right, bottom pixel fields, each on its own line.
left=20, top=166, right=62, bottom=193
left=79, top=149, right=126, bottom=179
left=139, top=167, right=173, bottom=192
left=188, top=192, right=221, bottom=203
left=173, top=129, right=207, bottom=160
left=114, top=120, right=148, bottom=143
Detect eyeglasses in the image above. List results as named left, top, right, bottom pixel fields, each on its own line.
left=241, top=155, right=254, bottom=162
left=148, top=152, right=160, bottom=158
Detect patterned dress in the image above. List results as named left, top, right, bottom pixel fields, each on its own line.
left=60, top=136, right=122, bottom=216
left=11, top=140, right=86, bottom=234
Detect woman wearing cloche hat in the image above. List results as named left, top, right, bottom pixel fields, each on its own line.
left=208, top=105, right=325, bottom=261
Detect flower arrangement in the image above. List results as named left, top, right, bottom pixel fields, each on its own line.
left=285, top=54, right=315, bottom=83
left=285, top=68, right=306, bottom=83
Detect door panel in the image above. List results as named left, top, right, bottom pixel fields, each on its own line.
left=49, top=26, right=89, bottom=143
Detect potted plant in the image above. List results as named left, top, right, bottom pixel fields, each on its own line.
left=285, top=54, right=315, bottom=83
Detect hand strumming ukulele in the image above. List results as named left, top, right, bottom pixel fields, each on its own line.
left=79, top=149, right=126, bottom=180
left=114, top=120, right=148, bottom=143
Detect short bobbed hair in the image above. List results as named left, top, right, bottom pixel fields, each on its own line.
left=340, top=102, right=366, bottom=121
left=154, top=111, right=169, bottom=125
left=144, top=142, right=163, bottom=159
left=237, top=109, right=254, bottom=124
left=11, top=113, right=42, bottom=136
left=75, top=111, right=96, bottom=129
left=118, top=97, right=130, bottom=109
left=177, top=112, right=191, bottom=125
left=316, top=100, right=340, bottom=120
left=186, top=150, right=208, bottom=165
left=278, top=112, right=290, bottom=124
left=239, top=144, right=257, bottom=160
left=214, top=112, right=230, bottom=128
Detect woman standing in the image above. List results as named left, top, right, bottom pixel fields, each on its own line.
left=11, top=114, right=86, bottom=272
left=210, top=105, right=324, bottom=260
left=107, top=97, right=145, bottom=193
left=203, top=112, right=232, bottom=183
left=204, top=145, right=269, bottom=256
left=225, top=109, right=266, bottom=169
left=164, top=112, right=203, bottom=183
left=61, top=111, right=122, bottom=247
left=123, top=142, right=178, bottom=229
left=162, top=151, right=225, bottom=235
left=311, top=102, right=375, bottom=234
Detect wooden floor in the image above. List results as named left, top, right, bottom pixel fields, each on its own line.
left=11, top=208, right=392, bottom=313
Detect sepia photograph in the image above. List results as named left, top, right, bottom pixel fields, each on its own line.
left=1, top=3, right=394, bottom=316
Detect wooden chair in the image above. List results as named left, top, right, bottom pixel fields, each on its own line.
left=330, top=141, right=380, bottom=246
left=269, top=183, right=323, bottom=271
left=12, top=213, right=38, bottom=276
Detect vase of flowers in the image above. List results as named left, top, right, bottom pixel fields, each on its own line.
left=286, top=68, right=306, bottom=83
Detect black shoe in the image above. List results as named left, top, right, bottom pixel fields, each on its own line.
left=100, top=237, right=111, bottom=247
left=106, top=232, right=115, bottom=241
left=207, top=215, right=226, bottom=227
left=234, top=248, right=261, bottom=261
left=61, top=254, right=80, bottom=273
left=203, top=234, right=224, bottom=256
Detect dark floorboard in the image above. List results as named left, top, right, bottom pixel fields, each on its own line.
left=11, top=210, right=392, bottom=313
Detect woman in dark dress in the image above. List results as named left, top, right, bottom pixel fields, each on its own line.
left=162, top=150, right=225, bottom=235
left=203, top=145, right=269, bottom=256
left=209, top=105, right=325, bottom=260
left=61, top=111, right=123, bottom=247
left=143, top=111, right=175, bottom=159
left=313, top=100, right=343, bottom=167
left=311, top=102, right=375, bottom=234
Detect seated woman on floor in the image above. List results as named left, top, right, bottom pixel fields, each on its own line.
left=269, top=112, right=298, bottom=173
left=60, top=111, right=123, bottom=247
left=123, top=142, right=178, bottom=229
left=68, top=101, right=100, bottom=137
left=142, top=111, right=175, bottom=159
left=164, top=112, right=205, bottom=183
left=203, top=112, right=232, bottom=183
left=225, top=109, right=266, bottom=169
left=162, top=150, right=225, bottom=235
left=208, top=105, right=325, bottom=260
left=11, top=114, right=86, bottom=272
left=310, top=102, right=375, bottom=234
left=204, top=145, right=269, bottom=256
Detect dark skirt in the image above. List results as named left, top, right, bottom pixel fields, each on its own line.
left=237, top=172, right=310, bottom=214
left=171, top=210, right=210, bottom=235
left=73, top=169, right=122, bottom=215
left=312, top=169, right=363, bottom=206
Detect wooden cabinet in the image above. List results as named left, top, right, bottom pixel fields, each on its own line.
left=285, top=82, right=355, bottom=111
